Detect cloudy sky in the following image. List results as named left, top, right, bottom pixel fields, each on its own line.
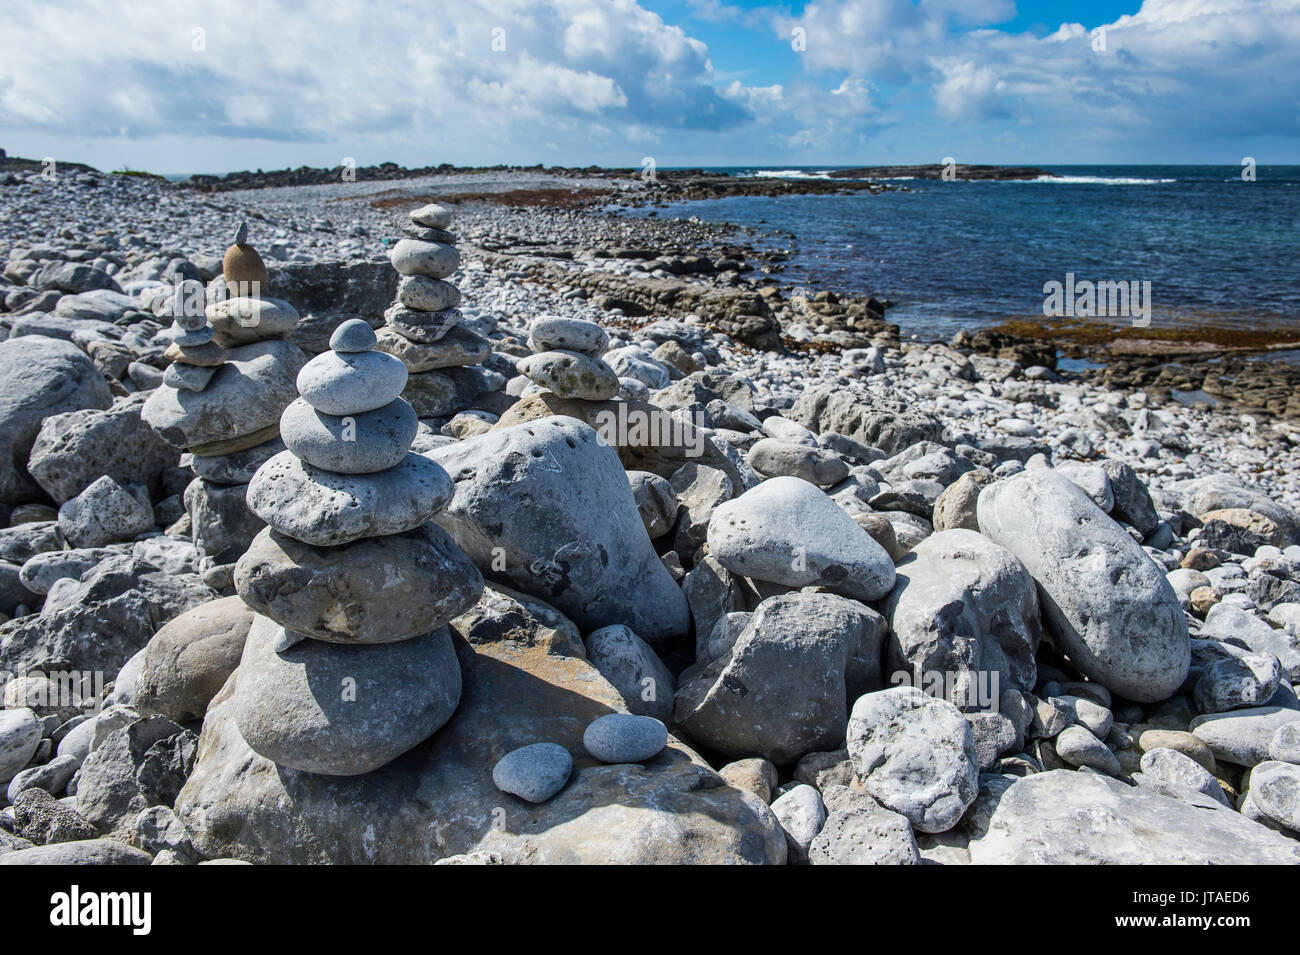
left=1, top=0, right=1297, bottom=174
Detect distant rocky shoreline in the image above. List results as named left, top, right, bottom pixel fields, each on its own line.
left=2, top=152, right=1296, bottom=422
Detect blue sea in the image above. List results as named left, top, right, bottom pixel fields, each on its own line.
left=623, top=165, right=1300, bottom=344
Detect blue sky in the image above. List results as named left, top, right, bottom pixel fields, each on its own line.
left=1, top=0, right=1297, bottom=174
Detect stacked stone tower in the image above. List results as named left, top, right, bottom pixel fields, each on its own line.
left=515, top=316, right=618, bottom=402
left=142, top=224, right=307, bottom=562
left=382, top=203, right=496, bottom=420
left=229, top=319, right=482, bottom=775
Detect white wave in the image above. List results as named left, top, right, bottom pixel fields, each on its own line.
left=1028, top=175, right=1177, bottom=185
left=749, top=169, right=833, bottom=180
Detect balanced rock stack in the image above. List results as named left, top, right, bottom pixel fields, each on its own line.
left=381, top=203, right=493, bottom=422
left=142, top=224, right=307, bottom=561
left=231, top=318, right=483, bottom=775
left=515, top=315, right=618, bottom=403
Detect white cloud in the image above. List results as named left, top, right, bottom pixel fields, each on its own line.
left=0, top=0, right=1297, bottom=168
left=778, top=0, right=1300, bottom=152
left=930, top=58, right=1007, bottom=121
left=0, top=0, right=747, bottom=152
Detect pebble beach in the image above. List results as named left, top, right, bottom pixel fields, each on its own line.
left=1, top=163, right=1299, bottom=866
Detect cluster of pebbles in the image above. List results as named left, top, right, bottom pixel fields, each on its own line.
left=229, top=318, right=484, bottom=775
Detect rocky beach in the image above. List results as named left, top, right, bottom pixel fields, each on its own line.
left=1, top=161, right=1299, bottom=867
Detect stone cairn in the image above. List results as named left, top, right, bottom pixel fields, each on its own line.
left=142, top=224, right=308, bottom=565
left=229, top=318, right=483, bottom=776
left=382, top=203, right=496, bottom=433
left=515, top=315, right=618, bottom=404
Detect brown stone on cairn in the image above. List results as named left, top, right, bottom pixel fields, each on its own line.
left=222, top=222, right=268, bottom=293
left=164, top=340, right=226, bottom=367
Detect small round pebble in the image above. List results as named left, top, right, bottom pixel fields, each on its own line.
left=492, top=742, right=573, bottom=803
left=583, top=713, right=668, bottom=764
left=330, top=318, right=378, bottom=353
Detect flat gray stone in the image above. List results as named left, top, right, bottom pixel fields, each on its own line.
left=397, top=274, right=461, bottom=312
left=390, top=238, right=460, bottom=279
left=279, top=396, right=418, bottom=474
left=1140, top=747, right=1230, bottom=805
left=0, top=838, right=152, bottom=865
left=375, top=325, right=489, bottom=372
left=384, top=303, right=462, bottom=343
left=409, top=203, right=453, bottom=229
left=1191, top=706, right=1300, bottom=767
left=969, top=769, right=1300, bottom=863
left=164, top=361, right=218, bottom=392
left=528, top=316, right=609, bottom=357
left=247, top=450, right=452, bottom=546
left=188, top=437, right=286, bottom=486
left=205, top=296, right=298, bottom=346
left=235, top=524, right=482, bottom=644
left=296, top=349, right=408, bottom=416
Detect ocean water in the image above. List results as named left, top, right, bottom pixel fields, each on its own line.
left=625, top=165, right=1300, bottom=343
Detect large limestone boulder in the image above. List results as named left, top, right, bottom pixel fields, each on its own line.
left=884, top=529, right=1040, bottom=705
left=134, top=596, right=254, bottom=724
left=28, top=393, right=179, bottom=504
left=969, top=770, right=1300, bottom=863
left=0, top=336, right=114, bottom=507
left=707, top=476, right=895, bottom=602
left=141, top=339, right=308, bottom=452
left=978, top=470, right=1189, bottom=702
left=174, top=590, right=785, bottom=864
left=675, top=592, right=886, bottom=764
left=430, top=417, right=690, bottom=646
left=846, top=686, right=978, bottom=833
